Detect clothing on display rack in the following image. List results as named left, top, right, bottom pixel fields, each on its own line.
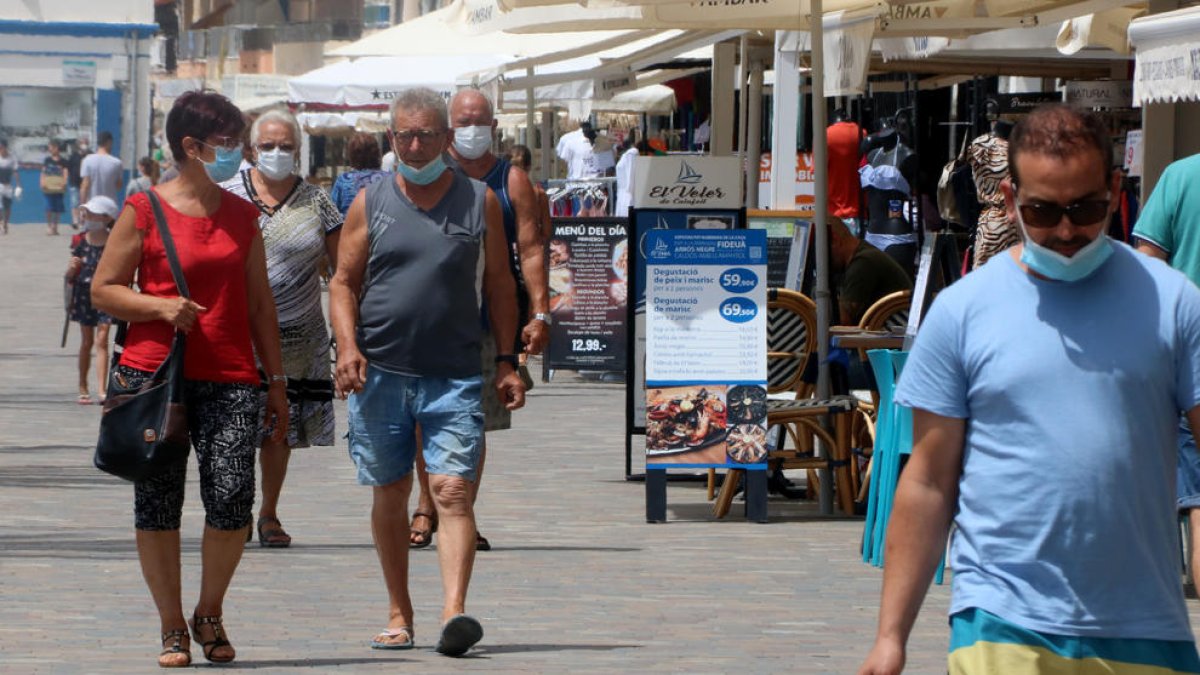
left=547, top=178, right=615, bottom=217
left=967, top=128, right=1018, bottom=269
left=828, top=114, right=865, bottom=219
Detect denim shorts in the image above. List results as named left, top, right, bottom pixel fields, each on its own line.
left=346, top=365, right=484, bottom=486
left=1179, top=416, right=1200, bottom=510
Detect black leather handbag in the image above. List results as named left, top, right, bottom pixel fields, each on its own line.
left=94, top=191, right=191, bottom=482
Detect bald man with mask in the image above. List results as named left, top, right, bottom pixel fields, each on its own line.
left=406, top=89, right=550, bottom=553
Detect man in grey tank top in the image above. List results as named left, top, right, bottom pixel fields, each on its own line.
left=330, top=87, right=524, bottom=658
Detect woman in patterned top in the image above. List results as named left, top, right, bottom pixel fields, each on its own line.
left=220, top=108, right=342, bottom=548
left=65, top=195, right=118, bottom=403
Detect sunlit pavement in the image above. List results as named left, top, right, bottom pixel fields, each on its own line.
left=3, top=223, right=1194, bottom=673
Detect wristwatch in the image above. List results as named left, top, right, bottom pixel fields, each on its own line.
left=267, top=374, right=287, bottom=387
left=533, top=312, right=552, bottom=326
left=494, top=354, right=519, bottom=368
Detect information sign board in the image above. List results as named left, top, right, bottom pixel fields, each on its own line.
left=644, top=230, right=769, bottom=468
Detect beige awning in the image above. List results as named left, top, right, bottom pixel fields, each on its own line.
left=444, top=0, right=1146, bottom=36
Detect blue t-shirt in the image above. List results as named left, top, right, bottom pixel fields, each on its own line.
left=895, top=243, right=1200, bottom=641
left=1132, top=153, right=1200, bottom=286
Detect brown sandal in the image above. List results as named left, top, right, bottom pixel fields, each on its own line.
left=410, top=510, right=438, bottom=549
left=190, top=612, right=235, bottom=664
left=158, top=629, right=191, bottom=668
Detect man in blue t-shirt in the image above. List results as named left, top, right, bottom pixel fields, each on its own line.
left=1132, top=152, right=1200, bottom=594
left=859, top=105, right=1200, bottom=675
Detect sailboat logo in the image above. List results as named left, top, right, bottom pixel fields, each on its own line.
left=649, top=235, right=671, bottom=259
left=676, top=161, right=702, bottom=184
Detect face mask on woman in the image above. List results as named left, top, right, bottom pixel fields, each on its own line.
left=256, top=148, right=296, bottom=181
left=202, top=144, right=243, bottom=183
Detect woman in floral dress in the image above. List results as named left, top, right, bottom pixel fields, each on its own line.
left=220, top=109, right=341, bottom=547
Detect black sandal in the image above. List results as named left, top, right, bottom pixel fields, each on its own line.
left=190, top=612, right=235, bottom=664
left=410, top=510, right=438, bottom=549
left=158, top=628, right=191, bottom=668
left=257, top=515, right=291, bottom=548
left=476, top=531, right=491, bottom=551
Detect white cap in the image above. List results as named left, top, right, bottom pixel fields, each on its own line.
left=82, top=195, right=119, bottom=220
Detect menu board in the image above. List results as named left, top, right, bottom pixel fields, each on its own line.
left=630, top=208, right=742, bottom=431
left=746, top=210, right=811, bottom=290
left=546, top=218, right=628, bottom=371
left=644, top=230, right=769, bottom=467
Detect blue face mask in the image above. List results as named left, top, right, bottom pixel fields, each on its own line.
left=396, top=154, right=447, bottom=186
left=202, top=144, right=243, bottom=183
left=1017, top=209, right=1113, bottom=283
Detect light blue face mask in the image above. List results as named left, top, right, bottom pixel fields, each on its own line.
left=202, top=144, right=243, bottom=183
left=1017, top=209, right=1113, bottom=283
left=396, top=153, right=447, bottom=186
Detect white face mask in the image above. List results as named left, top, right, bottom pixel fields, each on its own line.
left=453, top=125, right=493, bottom=160
left=256, top=148, right=295, bottom=181
left=84, top=218, right=108, bottom=232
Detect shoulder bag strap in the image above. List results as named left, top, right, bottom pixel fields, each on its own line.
left=146, top=190, right=190, bottom=299
left=144, top=190, right=189, bottom=390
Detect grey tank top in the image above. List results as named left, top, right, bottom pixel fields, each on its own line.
left=357, top=171, right=488, bottom=378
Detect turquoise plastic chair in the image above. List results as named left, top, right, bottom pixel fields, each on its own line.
left=863, top=349, right=945, bottom=584
left=862, top=349, right=898, bottom=565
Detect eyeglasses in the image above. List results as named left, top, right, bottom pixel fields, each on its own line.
left=198, top=136, right=242, bottom=152
left=392, top=129, right=444, bottom=145
left=1017, top=198, right=1111, bottom=229
left=256, top=142, right=296, bottom=153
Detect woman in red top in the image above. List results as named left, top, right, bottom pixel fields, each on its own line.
left=92, top=91, right=288, bottom=668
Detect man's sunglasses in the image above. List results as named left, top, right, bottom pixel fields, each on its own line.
left=1017, top=198, right=1110, bottom=229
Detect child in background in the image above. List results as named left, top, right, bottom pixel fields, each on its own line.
left=65, top=196, right=118, bottom=404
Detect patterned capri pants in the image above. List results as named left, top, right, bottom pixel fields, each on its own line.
left=115, top=365, right=260, bottom=531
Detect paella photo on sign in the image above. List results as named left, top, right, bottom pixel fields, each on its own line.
left=727, top=424, right=768, bottom=464
left=725, top=385, right=768, bottom=425
left=645, top=386, right=728, bottom=458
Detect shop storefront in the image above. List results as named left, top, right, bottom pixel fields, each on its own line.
left=0, top=12, right=156, bottom=224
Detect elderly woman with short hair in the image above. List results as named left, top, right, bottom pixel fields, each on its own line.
left=219, top=108, right=342, bottom=548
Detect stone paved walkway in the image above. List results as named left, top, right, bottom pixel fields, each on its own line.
left=1, top=224, right=1197, bottom=673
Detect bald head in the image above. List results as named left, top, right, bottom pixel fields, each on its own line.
left=449, top=89, right=495, bottom=128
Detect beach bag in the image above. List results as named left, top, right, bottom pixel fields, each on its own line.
left=94, top=191, right=190, bottom=481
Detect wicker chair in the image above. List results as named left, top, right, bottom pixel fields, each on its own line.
left=711, top=288, right=859, bottom=518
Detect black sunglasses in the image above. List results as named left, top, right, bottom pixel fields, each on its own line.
left=1017, top=199, right=1110, bottom=229
left=256, top=142, right=296, bottom=153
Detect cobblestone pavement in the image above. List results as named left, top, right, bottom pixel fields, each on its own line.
left=2, top=224, right=1199, bottom=673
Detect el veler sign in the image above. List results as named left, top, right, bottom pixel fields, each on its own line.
left=632, top=156, right=742, bottom=209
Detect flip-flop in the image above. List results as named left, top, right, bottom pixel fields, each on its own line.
left=370, top=626, right=414, bottom=650
left=435, top=614, right=483, bottom=657
left=76, top=393, right=92, bottom=405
